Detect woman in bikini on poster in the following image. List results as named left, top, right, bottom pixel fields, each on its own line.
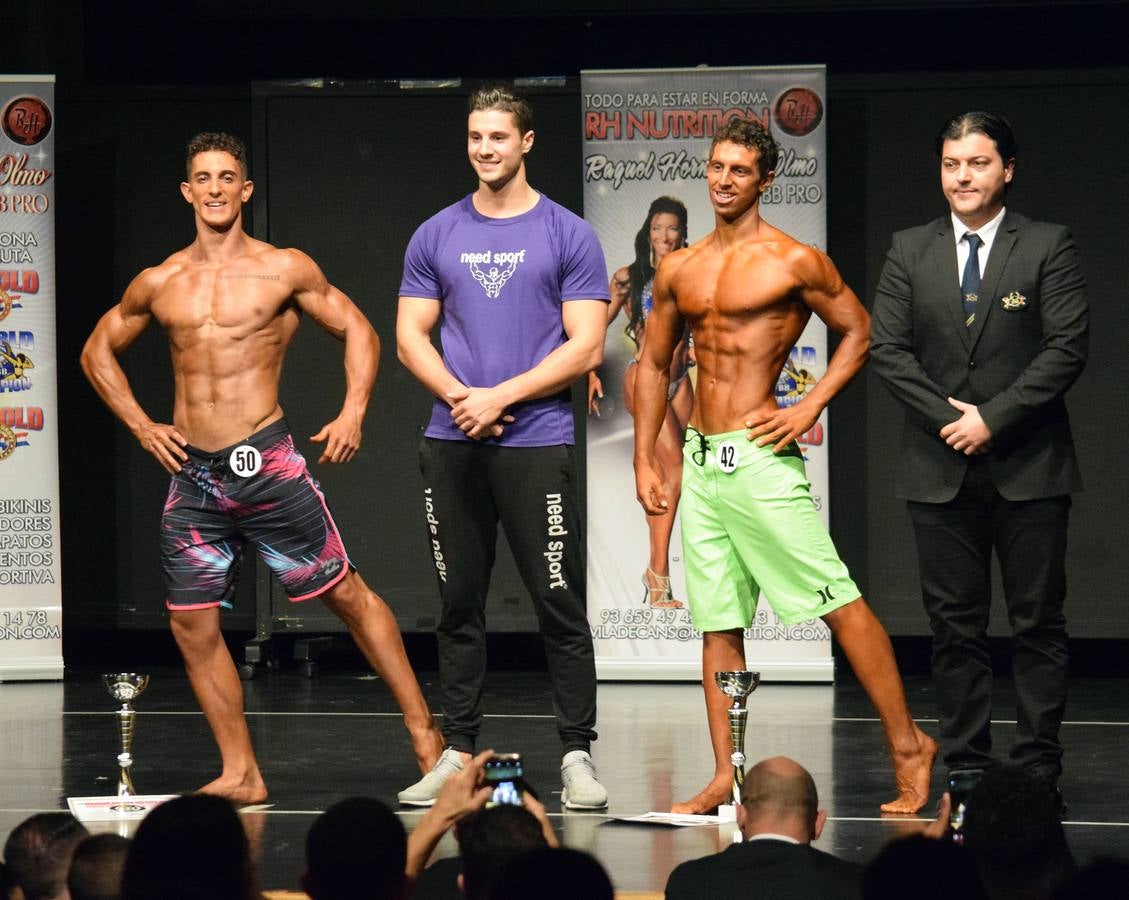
left=590, top=196, right=692, bottom=609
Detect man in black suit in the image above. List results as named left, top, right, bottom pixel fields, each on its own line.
left=664, top=756, right=861, bottom=900
left=870, top=111, right=1088, bottom=796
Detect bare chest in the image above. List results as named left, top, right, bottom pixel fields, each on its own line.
left=672, top=252, right=800, bottom=326
left=152, top=267, right=294, bottom=344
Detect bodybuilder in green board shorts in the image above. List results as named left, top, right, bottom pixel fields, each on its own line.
left=632, top=118, right=937, bottom=817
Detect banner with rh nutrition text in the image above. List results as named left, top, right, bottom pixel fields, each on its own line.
left=582, top=66, right=834, bottom=681
left=0, top=76, right=62, bottom=681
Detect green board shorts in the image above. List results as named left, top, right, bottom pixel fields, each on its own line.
left=680, top=427, right=859, bottom=632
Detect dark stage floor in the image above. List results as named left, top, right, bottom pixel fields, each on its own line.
left=2, top=664, right=1126, bottom=894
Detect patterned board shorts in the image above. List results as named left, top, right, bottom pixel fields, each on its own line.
left=160, top=418, right=351, bottom=609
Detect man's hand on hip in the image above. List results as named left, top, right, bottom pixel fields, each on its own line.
left=744, top=401, right=820, bottom=454
left=134, top=421, right=188, bottom=474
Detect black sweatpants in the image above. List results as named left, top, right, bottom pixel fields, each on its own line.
left=418, top=437, right=598, bottom=755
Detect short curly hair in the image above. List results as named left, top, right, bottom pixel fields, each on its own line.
left=710, top=118, right=779, bottom=177
left=185, top=132, right=248, bottom=180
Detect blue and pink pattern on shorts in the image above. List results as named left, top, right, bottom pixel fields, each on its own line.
left=160, top=418, right=351, bottom=609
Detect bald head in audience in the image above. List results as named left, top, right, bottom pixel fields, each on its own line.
left=738, top=756, right=826, bottom=843
left=665, top=756, right=861, bottom=900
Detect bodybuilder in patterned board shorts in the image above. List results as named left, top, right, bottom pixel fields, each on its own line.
left=81, top=131, right=443, bottom=804
left=632, top=118, right=937, bottom=816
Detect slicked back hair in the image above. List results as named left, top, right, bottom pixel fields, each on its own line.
left=935, top=111, right=1018, bottom=166
left=468, top=84, right=533, bottom=136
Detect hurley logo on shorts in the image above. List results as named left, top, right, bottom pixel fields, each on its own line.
left=544, top=492, right=568, bottom=590
left=460, top=249, right=526, bottom=298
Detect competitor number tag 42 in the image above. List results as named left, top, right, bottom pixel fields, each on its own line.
left=716, top=440, right=739, bottom=474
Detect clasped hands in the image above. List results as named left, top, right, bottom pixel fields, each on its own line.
left=448, top=385, right=515, bottom=440
left=940, top=397, right=992, bottom=455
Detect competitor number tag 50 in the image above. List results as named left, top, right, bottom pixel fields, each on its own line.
left=230, top=445, right=263, bottom=477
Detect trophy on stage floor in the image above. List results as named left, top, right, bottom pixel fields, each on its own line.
left=103, top=673, right=150, bottom=797
left=715, top=670, right=760, bottom=822
left=67, top=673, right=175, bottom=823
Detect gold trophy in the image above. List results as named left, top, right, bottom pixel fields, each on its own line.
left=103, top=673, right=150, bottom=796
left=714, top=670, right=760, bottom=819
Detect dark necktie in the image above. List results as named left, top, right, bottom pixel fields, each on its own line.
left=961, top=232, right=982, bottom=328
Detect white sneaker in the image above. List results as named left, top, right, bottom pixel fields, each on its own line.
left=397, top=747, right=464, bottom=807
left=561, top=749, right=608, bottom=810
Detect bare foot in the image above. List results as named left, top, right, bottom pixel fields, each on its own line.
left=879, top=729, right=938, bottom=815
left=408, top=719, right=445, bottom=774
left=197, top=772, right=268, bottom=806
left=671, top=774, right=733, bottom=815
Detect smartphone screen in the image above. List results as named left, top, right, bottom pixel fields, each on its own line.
left=485, top=753, right=524, bottom=807
left=947, top=768, right=984, bottom=840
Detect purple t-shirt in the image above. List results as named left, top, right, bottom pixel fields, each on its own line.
left=399, top=194, right=609, bottom=446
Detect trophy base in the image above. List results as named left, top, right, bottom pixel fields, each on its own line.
left=717, top=803, right=738, bottom=823
left=66, top=794, right=177, bottom=823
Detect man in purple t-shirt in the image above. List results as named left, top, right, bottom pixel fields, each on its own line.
left=396, top=84, right=610, bottom=809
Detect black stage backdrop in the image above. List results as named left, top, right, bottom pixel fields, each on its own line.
left=56, top=69, right=1128, bottom=640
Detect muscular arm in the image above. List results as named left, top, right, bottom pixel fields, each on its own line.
left=447, top=299, right=606, bottom=439
left=396, top=295, right=465, bottom=399
left=80, top=269, right=189, bottom=473
left=396, top=296, right=510, bottom=440
left=633, top=258, right=683, bottom=515
left=289, top=250, right=380, bottom=464
left=746, top=247, right=871, bottom=451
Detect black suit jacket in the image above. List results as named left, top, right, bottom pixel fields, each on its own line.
left=870, top=211, right=1088, bottom=503
left=664, top=839, right=862, bottom=900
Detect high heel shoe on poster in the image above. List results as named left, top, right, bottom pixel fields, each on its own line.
left=641, top=567, right=684, bottom=609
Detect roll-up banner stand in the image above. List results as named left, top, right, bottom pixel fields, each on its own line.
left=0, top=75, right=63, bottom=681
left=582, top=66, right=833, bottom=681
